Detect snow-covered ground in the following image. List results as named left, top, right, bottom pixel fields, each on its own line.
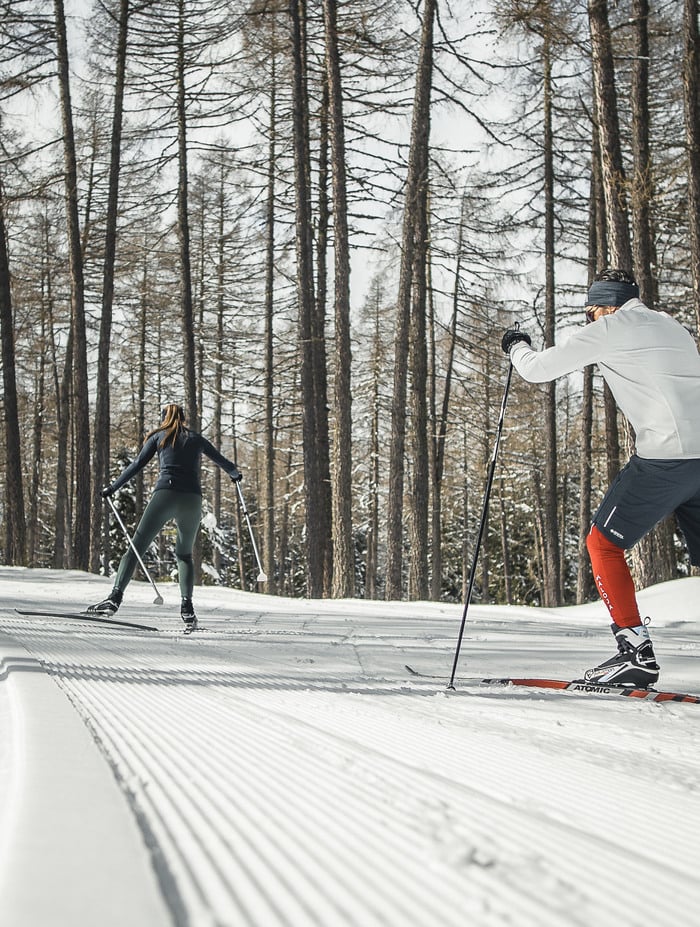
left=0, top=565, right=698, bottom=927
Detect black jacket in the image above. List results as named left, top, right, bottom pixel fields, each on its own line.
left=109, top=429, right=239, bottom=496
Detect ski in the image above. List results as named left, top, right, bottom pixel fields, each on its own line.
left=14, top=608, right=158, bottom=632
left=404, top=665, right=700, bottom=704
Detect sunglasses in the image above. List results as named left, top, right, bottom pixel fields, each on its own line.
left=585, top=306, right=597, bottom=324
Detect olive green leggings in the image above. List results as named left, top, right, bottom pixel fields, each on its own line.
left=114, top=489, right=202, bottom=598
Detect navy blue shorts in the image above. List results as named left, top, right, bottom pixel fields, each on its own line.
left=592, top=455, right=700, bottom=563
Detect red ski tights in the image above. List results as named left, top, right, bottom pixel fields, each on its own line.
left=586, top=525, right=641, bottom=628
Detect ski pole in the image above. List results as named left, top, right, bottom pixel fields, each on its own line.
left=234, top=480, right=268, bottom=583
left=447, top=359, right=514, bottom=689
left=106, top=495, right=164, bottom=605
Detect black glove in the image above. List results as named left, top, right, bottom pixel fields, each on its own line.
left=230, top=467, right=242, bottom=483
left=502, top=329, right=532, bottom=354
left=101, top=485, right=115, bottom=499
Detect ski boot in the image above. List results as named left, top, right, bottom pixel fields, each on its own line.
left=181, top=597, right=198, bottom=634
left=87, top=588, right=123, bottom=615
left=584, top=622, right=659, bottom=688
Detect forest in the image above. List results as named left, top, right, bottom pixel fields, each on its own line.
left=1, top=0, right=699, bottom=604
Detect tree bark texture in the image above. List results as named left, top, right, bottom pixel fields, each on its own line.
left=55, top=0, right=91, bottom=569
left=91, top=0, right=129, bottom=573
left=177, top=0, right=198, bottom=429
left=385, top=0, right=436, bottom=600
left=430, top=205, right=462, bottom=601
left=289, top=0, right=327, bottom=597
left=323, top=0, right=354, bottom=599
left=683, top=0, right=700, bottom=332
left=588, top=0, right=633, bottom=270
left=0, top=179, right=27, bottom=563
left=542, top=28, right=562, bottom=605
left=407, top=145, right=431, bottom=601
left=263, top=47, right=277, bottom=594
left=314, top=74, right=333, bottom=595
left=629, top=0, right=657, bottom=307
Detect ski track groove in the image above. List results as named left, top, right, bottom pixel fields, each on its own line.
left=57, top=670, right=483, bottom=927
left=2, top=624, right=555, bottom=926
left=83, top=689, right=301, bottom=927
left=209, top=683, right=700, bottom=906
left=67, top=677, right=391, bottom=927
left=17, top=632, right=449, bottom=925
left=2, top=617, right=700, bottom=927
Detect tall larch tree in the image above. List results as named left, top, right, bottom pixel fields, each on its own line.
left=54, top=0, right=91, bottom=569
left=683, top=0, right=700, bottom=332
left=322, top=0, right=354, bottom=598
left=289, top=0, right=330, bottom=597
left=0, top=173, right=27, bottom=563
left=385, top=0, right=436, bottom=600
left=91, top=0, right=131, bottom=572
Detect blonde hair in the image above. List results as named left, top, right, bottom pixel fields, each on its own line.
left=146, top=403, right=186, bottom=449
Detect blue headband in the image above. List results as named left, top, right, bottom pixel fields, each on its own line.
left=586, top=280, right=639, bottom=307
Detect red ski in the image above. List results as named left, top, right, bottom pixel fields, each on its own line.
left=404, top=665, right=700, bottom=703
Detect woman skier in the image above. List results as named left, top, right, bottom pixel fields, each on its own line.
left=89, top=403, right=242, bottom=631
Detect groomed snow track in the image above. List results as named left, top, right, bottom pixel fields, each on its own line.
left=1, top=567, right=699, bottom=927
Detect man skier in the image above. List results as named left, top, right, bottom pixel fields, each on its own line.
left=502, top=268, right=700, bottom=688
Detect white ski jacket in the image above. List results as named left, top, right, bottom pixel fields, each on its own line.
left=509, top=299, right=700, bottom=460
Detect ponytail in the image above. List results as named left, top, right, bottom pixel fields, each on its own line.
left=145, top=403, right=186, bottom=449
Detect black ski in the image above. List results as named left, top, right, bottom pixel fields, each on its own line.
left=14, top=608, right=158, bottom=632
left=404, top=664, right=700, bottom=704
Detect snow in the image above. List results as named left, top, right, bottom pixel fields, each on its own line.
left=0, top=566, right=698, bottom=927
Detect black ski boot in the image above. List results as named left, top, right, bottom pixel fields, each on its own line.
left=584, top=622, right=660, bottom=688
left=87, top=588, right=123, bottom=615
left=181, top=597, right=198, bottom=634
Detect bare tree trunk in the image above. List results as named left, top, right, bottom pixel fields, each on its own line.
left=314, top=74, right=333, bottom=596
left=366, top=297, right=381, bottom=599
left=0, top=177, right=26, bottom=563
left=278, top=442, right=293, bottom=596
left=263, top=44, right=277, bottom=594
left=430, top=196, right=463, bottom=601
left=577, top=368, right=595, bottom=602
left=461, top=430, right=469, bottom=602
left=541, top=25, right=561, bottom=605
left=578, top=133, right=601, bottom=603
left=683, top=0, right=700, bottom=332
left=588, top=0, right=633, bottom=270
left=323, top=0, right=354, bottom=598
left=385, top=0, right=435, bottom=599
left=629, top=0, right=657, bottom=307
left=176, top=0, right=198, bottom=429
left=479, top=353, right=492, bottom=601
left=136, top=251, right=148, bottom=520
left=92, top=0, right=129, bottom=573
left=231, top=393, right=246, bottom=588
left=289, top=0, right=326, bottom=597
left=625, top=0, right=676, bottom=588
left=213, top=162, right=226, bottom=577
left=499, top=479, right=512, bottom=604
left=589, top=2, right=630, bottom=490
left=29, top=308, right=46, bottom=565
left=408, top=174, right=430, bottom=601
left=55, top=0, right=91, bottom=569
left=54, top=325, right=73, bottom=568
